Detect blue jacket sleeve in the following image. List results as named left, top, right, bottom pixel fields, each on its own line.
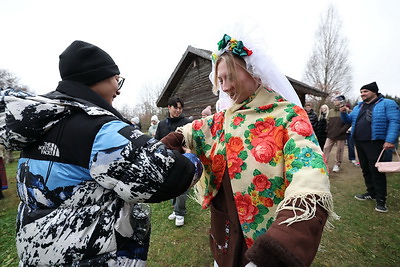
left=384, top=100, right=400, bottom=144
left=340, top=111, right=352, bottom=124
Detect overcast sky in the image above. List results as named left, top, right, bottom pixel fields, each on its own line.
left=1, top=0, right=399, bottom=108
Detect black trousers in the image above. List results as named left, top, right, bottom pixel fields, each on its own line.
left=355, top=140, right=387, bottom=202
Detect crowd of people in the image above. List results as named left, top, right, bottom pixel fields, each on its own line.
left=0, top=32, right=398, bottom=267
left=306, top=82, right=400, bottom=214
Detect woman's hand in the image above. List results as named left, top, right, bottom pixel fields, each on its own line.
left=383, top=142, right=395, bottom=150
left=182, top=146, right=192, bottom=154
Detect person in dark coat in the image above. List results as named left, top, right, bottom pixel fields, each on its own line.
left=305, top=103, right=318, bottom=133
left=155, top=97, right=192, bottom=226
left=155, top=98, right=192, bottom=140
left=316, top=104, right=329, bottom=150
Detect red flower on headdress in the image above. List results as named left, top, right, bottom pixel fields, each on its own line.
left=243, top=47, right=253, bottom=56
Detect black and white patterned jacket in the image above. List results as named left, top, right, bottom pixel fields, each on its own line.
left=0, top=81, right=201, bottom=266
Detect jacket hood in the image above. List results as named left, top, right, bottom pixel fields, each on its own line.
left=54, top=80, right=129, bottom=123
left=0, top=85, right=127, bottom=150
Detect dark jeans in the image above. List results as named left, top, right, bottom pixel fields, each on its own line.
left=347, top=133, right=356, bottom=161
left=355, top=140, right=387, bottom=202
left=172, top=189, right=189, bottom=216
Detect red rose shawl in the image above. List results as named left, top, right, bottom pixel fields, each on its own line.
left=182, top=87, right=337, bottom=247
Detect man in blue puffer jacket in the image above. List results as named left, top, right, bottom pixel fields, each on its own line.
left=340, top=82, right=400, bottom=213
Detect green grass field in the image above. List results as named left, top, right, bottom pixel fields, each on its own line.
left=1, top=158, right=399, bottom=266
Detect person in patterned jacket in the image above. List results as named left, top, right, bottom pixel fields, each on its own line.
left=0, top=41, right=202, bottom=266
left=162, top=34, right=338, bottom=267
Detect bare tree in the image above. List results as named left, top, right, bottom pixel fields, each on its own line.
left=304, top=5, right=352, bottom=106
left=117, top=104, right=136, bottom=121
left=116, top=82, right=165, bottom=133
left=0, top=68, right=30, bottom=91
left=137, top=82, right=165, bottom=131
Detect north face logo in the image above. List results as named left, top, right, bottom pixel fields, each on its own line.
left=38, top=142, right=60, bottom=157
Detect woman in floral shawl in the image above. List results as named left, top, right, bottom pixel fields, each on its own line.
left=162, top=34, right=337, bottom=267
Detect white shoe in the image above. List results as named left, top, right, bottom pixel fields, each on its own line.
left=168, top=212, right=176, bottom=220
left=175, top=215, right=184, bottom=226
left=351, top=160, right=360, bottom=166
left=332, top=165, right=340, bottom=172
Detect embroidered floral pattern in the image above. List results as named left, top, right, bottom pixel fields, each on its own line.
left=244, top=116, right=289, bottom=165
left=245, top=237, right=254, bottom=248
left=192, top=119, right=204, bottom=131
left=290, top=116, right=313, bottom=137
left=211, top=154, right=226, bottom=187
left=225, top=134, right=248, bottom=179
left=255, top=103, right=277, bottom=113
left=211, top=111, right=225, bottom=137
left=252, top=174, right=271, bottom=191
left=284, top=139, right=328, bottom=181
left=186, top=87, right=329, bottom=249
left=230, top=113, right=246, bottom=129
left=234, top=192, right=259, bottom=224
left=210, top=219, right=230, bottom=255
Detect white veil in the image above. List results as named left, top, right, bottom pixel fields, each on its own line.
left=209, top=32, right=302, bottom=107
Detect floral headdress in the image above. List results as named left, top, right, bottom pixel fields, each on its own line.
left=209, top=33, right=302, bottom=107
left=211, top=34, right=253, bottom=63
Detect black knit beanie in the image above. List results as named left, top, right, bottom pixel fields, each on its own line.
left=59, top=40, right=120, bottom=85
left=360, top=82, right=379, bottom=93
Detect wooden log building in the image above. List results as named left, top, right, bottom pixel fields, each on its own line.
left=156, top=46, right=328, bottom=119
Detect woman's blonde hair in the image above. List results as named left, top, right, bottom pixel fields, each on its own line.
left=319, top=104, right=329, bottom=120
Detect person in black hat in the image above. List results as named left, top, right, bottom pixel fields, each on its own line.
left=340, top=81, right=400, bottom=213
left=323, top=95, right=351, bottom=173
left=1, top=40, right=202, bottom=266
